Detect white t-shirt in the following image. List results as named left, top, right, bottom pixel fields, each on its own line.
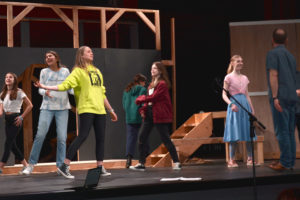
left=0, top=89, right=26, bottom=113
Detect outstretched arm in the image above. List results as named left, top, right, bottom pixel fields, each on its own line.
left=34, top=81, right=59, bottom=91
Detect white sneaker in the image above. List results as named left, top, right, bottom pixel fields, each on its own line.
left=173, top=162, right=181, bottom=170
left=129, top=163, right=146, bottom=171
left=101, top=166, right=111, bottom=176
left=22, top=164, right=34, bottom=175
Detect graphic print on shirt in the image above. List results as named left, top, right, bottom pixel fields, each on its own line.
left=88, top=71, right=102, bottom=86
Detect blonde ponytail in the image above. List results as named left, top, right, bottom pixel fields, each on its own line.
left=226, top=55, right=241, bottom=74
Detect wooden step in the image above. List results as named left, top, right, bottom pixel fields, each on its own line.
left=172, top=137, right=224, bottom=146
left=171, top=132, right=187, bottom=139
left=150, top=154, right=167, bottom=158
left=183, top=123, right=199, bottom=127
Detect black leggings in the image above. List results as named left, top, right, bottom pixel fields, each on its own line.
left=138, top=106, right=179, bottom=164
left=1, top=114, right=24, bottom=163
left=66, top=113, right=106, bottom=161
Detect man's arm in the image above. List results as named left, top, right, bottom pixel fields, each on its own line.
left=269, top=69, right=283, bottom=112
left=269, top=69, right=278, bottom=98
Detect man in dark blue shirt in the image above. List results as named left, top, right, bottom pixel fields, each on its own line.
left=266, top=28, right=298, bottom=171
left=295, top=71, right=300, bottom=141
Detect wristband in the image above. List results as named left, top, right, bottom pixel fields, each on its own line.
left=19, top=116, right=23, bottom=121
left=229, top=102, right=234, bottom=108
left=272, top=96, right=278, bottom=100
left=108, top=108, right=114, bottom=113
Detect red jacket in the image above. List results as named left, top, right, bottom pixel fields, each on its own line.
left=136, top=80, right=173, bottom=123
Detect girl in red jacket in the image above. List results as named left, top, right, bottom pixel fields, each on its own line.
left=129, top=61, right=181, bottom=171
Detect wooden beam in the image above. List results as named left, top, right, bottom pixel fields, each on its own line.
left=212, top=111, right=227, bottom=119
left=0, top=1, right=158, bottom=13
left=72, top=8, right=79, bottom=48
left=161, top=60, right=173, bottom=66
left=51, top=6, right=74, bottom=30
left=170, top=18, right=176, bottom=130
left=106, top=9, right=125, bottom=30
left=100, top=9, right=107, bottom=48
left=11, top=5, right=34, bottom=27
left=7, top=4, right=13, bottom=47
left=154, top=11, right=161, bottom=50
left=136, top=11, right=156, bottom=33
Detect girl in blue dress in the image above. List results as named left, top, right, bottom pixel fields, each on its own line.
left=222, top=55, right=256, bottom=168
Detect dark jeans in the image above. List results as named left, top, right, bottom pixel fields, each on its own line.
left=1, top=113, right=24, bottom=163
left=296, top=113, right=300, bottom=141
left=66, top=113, right=106, bottom=161
left=270, top=101, right=296, bottom=168
left=126, top=123, right=149, bottom=157
left=138, top=106, right=179, bottom=164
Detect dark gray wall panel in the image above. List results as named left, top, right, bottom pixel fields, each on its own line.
left=0, top=47, right=161, bottom=164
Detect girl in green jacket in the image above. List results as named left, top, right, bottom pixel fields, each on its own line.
left=122, top=74, right=147, bottom=168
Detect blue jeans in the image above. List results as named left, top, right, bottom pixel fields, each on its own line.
left=270, top=101, right=296, bottom=168
left=29, top=109, right=69, bottom=167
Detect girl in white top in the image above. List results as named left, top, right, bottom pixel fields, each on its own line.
left=0, top=72, right=33, bottom=174
left=22, top=50, right=73, bottom=175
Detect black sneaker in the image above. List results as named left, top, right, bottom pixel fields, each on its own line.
left=129, top=163, right=145, bottom=171
left=57, top=163, right=74, bottom=179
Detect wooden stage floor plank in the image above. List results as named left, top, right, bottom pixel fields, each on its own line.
left=0, top=159, right=300, bottom=199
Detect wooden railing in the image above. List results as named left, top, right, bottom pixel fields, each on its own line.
left=0, top=1, right=161, bottom=49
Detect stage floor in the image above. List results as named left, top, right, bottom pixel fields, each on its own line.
left=1, top=159, right=300, bottom=200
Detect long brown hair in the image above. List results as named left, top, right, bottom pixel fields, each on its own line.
left=125, top=73, right=147, bottom=92
left=226, top=55, right=242, bottom=74
left=0, top=72, right=18, bottom=100
left=150, top=61, right=171, bottom=89
left=45, top=50, right=63, bottom=68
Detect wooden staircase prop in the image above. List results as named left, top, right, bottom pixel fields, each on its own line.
left=145, top=111, right=264, bottom=168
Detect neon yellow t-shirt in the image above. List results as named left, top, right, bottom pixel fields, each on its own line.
left=58, top=65, right=107, bottom=115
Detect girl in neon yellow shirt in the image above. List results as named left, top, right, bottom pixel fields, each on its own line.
left=35, top=46, right=117, bottom=179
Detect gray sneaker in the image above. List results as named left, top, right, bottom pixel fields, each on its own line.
left=57, top=163, right=74, bottom=179
left=22, top=164, right=34, bottom=175
left=101, top=166, right=111, bottom=176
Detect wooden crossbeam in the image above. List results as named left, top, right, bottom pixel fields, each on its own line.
left=106, top=10, right=125, bottom=30
left=51, top=6, right=74, bottom=30
left=11, top=5, right=34, bottom=27
left=136, top=11, right=156, bottom=33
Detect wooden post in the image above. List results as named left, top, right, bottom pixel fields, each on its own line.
left=7, top=4, right=13, bottom=47
left=73, top=8, right=79, bottom=48
left=100, top=9, right=107, bottom=48
left=170, top=18, right=176, bottom=130
left=154, top=10, right=161, bottom=50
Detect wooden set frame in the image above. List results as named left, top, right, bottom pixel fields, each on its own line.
left=1, top=1, right=162, bottom=49
left=0, top=1, right=178, bottom=160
